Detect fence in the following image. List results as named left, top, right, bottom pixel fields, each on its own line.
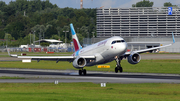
left=0, top=46, right=74, bottom=53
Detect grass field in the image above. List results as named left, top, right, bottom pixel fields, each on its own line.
left=0, top=83, right=180, bottom=101
left=0, top=76, right=25, bottom=79
left=0, top=52, right=74, bottom=57
left=0, top=59, right=180, bottom=74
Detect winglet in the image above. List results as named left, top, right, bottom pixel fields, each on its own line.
left=172, top=32, right=175, bottom=44
left=7, top=46, right=18, bottom=58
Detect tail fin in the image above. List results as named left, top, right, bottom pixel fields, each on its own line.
left=70, top=23, right=82, bottom=52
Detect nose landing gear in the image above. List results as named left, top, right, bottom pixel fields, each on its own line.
left=115, top=57, right=123, bottom=73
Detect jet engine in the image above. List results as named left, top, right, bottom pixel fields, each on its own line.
left=73, top=57, right=86, bottom=69
left=127, top=53, right=141, bottom=64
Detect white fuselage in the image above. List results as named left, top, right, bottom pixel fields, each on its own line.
left=73, top=36, right=127, bottom=66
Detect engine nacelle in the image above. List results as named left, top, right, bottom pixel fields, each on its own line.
left=127, top=53, right=141, bottom=64
left=73, top=57, right=86, bottom=69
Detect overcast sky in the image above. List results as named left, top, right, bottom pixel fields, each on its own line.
left=2, top=0, right=180, bottom=9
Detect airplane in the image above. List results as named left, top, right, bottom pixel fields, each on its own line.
left=8, top=23, right=176, bottom=75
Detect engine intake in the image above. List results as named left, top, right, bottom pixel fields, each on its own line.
left=127, top=53, right=141, bottom=64
left=73, top=57, right=86, bottom=68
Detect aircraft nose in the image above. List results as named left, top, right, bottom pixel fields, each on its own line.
left=122, top=43, right=127, bottom=52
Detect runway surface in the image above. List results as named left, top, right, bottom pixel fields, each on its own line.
left=0, top=68, right=180, bottom=83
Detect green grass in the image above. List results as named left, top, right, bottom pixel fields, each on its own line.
left=0, top=76, right=25, bottom=79
left=0, top=52, right=73, bottom=57
left=0, top=83, right=180, bottom=101
left=1, top=59, right=180, bottom=74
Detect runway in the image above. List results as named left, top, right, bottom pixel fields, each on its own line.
left=0, top=68, right=180, bottom=83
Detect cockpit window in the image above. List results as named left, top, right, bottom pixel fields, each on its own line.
left=111, top=40, right=125, bottom=44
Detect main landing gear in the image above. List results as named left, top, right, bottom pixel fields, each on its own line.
left=79, top=69, right=86, bottom=75
left=115, top=57, right=123, bottom=73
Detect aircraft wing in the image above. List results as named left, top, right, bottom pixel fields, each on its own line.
left=124, top=43, right=173, bottom=55
left=9, top=52, right=95, bottom=62
left=12, top=55, right=75, bottom=61
left=124, top=33, right=175, bottom=56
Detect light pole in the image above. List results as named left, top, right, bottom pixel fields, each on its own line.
left=77, top=28, right=79, bottom=33
left=56, top=26, right=61, bottom=41
left=58, top=31, right=60, bottom=40
left=30, top=33, right=31, bottom=45
left=33, top=31, right=35, bottom=45
left=5, top=33, right=8, bottom=46
left=39, top=32, right=41, bottom=45
left=92, top=32, right=95, bottom=43
left=63, top=30, right=69, bottom=44
left=92, top=32, right=95, bottom=37
left=87, top=32, right=89, bottom=45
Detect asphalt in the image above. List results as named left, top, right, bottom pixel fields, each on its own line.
left=0, top=68, right=180, bottom=83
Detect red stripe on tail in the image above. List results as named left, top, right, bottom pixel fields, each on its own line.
left=73, top=39, right=79, bottom=51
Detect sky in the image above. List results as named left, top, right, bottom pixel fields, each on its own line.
left=2, top=0, right=180, bottom=9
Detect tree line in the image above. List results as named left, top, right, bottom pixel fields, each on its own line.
left=132, top=0, right=177, bottom=7
left=0, top=0, right=96, bottom=46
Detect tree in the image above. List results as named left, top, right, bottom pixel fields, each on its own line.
left=51, top=34, right=60, bottom=40
left=164, top=2, right=178, bottom=8
left=39, top=24, right=52, bottom=39
left=132, top=0, right=153, bottom=7
left=0, top=0, right=97, bottom=46
left=4, top=33, right=15, bottom=46
left=4, top=13, right=31, bottom=39
left=164, top=2, right=173, bottom=7
left=80, top=26, right=89, bottom=37
left=77, top=33, right=84, bottom=45
left=0, top=1, right=6, bottom=11
left=56, top=26, right=62, bottom=40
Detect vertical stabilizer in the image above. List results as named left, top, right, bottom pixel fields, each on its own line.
left=70, top=23, right=82, bottom=52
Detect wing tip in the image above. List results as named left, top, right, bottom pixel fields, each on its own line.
left=172, top=32, right=175, bottom=44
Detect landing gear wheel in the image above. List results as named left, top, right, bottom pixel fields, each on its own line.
left=115, top=56, right=123, bottom=73
left=115, top=67, right=118, bottom=73
left=83, top=69, right=86, bottom=75
left=79, top=69, right=87, bottom=75
left=79, top=70, right=82, bottom=75
left=119, top=67, right=123, bottom=72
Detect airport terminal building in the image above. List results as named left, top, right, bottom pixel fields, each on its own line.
left=94, top=7, right=180, bottom=52
left=96, top=7, right=180, bottom=37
